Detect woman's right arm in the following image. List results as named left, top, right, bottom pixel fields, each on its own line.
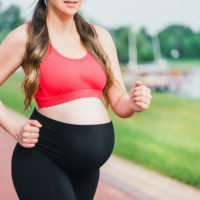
left=0, top=23, right=42, bottom=148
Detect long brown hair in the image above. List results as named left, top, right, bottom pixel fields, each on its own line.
left=21, top=0, right=126, bottom=112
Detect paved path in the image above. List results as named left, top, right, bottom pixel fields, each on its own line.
left=1, top=106, right=200, bottom=200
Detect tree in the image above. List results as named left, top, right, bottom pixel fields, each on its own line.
left=109, top=26, right=129, bottom=64
left=158, top=25, right=195, bottom=59
left=137, top=27, right=154, bottom=63
left=0, top=3, right=25, bottom=42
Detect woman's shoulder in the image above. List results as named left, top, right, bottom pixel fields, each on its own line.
left=0, top=21, right=29, bottom=81
left=5, top=21, right=29, bottom=46
left=90, top=24, right=113, bottom=46
left=90, top=24, right=111, bottom=38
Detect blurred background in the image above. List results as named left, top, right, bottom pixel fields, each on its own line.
left=0, top=0, right=200, bottom=197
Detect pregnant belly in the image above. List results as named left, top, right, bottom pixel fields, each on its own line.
left=36, top=121, right=115, bottom=173
left=28, top=107, right=115, bottom=173
left=36, top=97, right=111, bottom=125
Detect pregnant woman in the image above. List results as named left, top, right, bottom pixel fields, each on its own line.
left=0, top=0, right=152, bottom=199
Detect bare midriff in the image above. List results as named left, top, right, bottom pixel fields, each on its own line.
left=36, top=97, right=111, bottom=125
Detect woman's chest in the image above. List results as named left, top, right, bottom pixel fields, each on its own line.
left=39, top=53, right=107, bottom=92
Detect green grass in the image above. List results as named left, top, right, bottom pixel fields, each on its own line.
left=167, top=58, right=200, bottom=69
left=109, top=91, right=200, bottom=189
left=1, top=72, right=200, bottom=189
left=0, top=72, right=36, bottom=117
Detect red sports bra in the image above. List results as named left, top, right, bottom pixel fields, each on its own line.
left=25, top=21, right=107, bottom=107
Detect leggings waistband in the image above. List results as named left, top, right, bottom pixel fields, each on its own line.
left=30, top=106, right=113, bottom=130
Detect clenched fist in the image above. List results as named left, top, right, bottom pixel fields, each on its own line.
left=15, top=119, right=42, bottom=148
left=129, top=81, right=152, bottom=112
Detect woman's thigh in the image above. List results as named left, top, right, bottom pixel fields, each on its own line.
left=68, top=168, right=100, bottom=200
left=11, top=143, right=77, bottom=200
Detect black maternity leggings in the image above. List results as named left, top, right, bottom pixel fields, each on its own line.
left=11, top=106, right=115, bottom=200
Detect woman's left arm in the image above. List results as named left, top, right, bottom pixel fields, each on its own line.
left=94, top=25, right=152, bottom=118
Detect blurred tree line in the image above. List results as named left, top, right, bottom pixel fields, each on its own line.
left=0, top=1, right=24, bottom=42
left=159, top=25, right=200, bottom=59
left=109, top=25, right=200, bottom=64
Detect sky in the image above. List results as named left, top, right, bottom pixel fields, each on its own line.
left=1, top=0, right=200, bottom=35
